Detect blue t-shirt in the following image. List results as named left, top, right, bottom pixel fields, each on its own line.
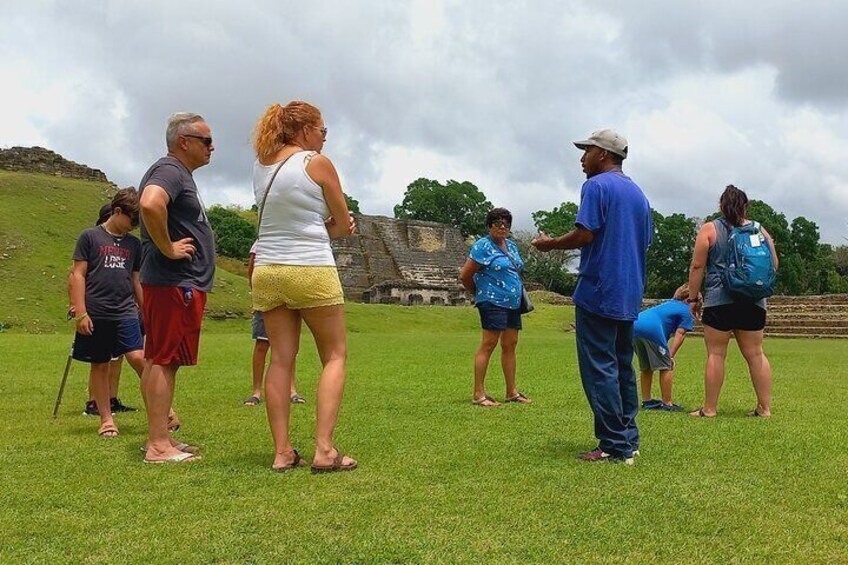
left=634, top=299, right=695, bottom=346
left=469, top=236, right=524, bottom=310
left=573, top=171, right=653, bottom=321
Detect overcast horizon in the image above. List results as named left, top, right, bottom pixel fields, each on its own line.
left=2, top=1, right=847, bottom=243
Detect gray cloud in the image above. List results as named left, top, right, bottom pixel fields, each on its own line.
left=1, top=0, right=847, bottom=242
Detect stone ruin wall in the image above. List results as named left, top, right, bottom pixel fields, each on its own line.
left=332, top=215, right=471, bottom=305
left=0, top=146, right=111, bottom=184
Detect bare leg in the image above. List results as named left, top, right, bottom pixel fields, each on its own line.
left=300, top=305, right=355, bottom=468
left=640, top=369, right=654, bottom=400
left=91, top=362, right=116, bottom=435
left=109, top=357, right=122, bottom=398
left=500, top=329, right=522, bottom=399
left=735, top=329, right=772, bottom=416
left=698, top=325, right=732, bottom=416
left=262, top=307, right=301, bottom=469
left=251, top=340, right=270, bottom=399
left=474, top=330, right=501, bottom=402
left=141, top=362, right=182, bottom=460
left=659, top=369, right=674, bottom=404
left=125, top=350, right=186, bottom=450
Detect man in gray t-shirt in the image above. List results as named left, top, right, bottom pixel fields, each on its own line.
left=137, top=112, right=216, bottom=464
left=138, top=157, right=215, bottom=291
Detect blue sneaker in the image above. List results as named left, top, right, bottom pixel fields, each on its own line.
left=641, top=399, right=663, bottom=410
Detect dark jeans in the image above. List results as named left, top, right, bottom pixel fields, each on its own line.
left=575, top=306, right=639, bottom=458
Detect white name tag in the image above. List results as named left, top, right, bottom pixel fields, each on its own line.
left=750, top=234, right=761, bottom=247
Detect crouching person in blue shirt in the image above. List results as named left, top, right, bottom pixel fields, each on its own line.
left=460, top=208, right=532, bottom=407
left=634, top=284, right=698, bottom=412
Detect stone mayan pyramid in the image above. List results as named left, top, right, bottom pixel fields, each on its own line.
left=331, top=215, right=472, bottom=305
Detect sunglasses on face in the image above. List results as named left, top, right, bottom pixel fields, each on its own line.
left=490, top=221, right=511, bottom=229
left=310, top=125, right=328, bottom=137
left=183, top=134, right=213, bottom=147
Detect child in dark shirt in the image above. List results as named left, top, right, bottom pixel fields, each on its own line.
left=68, top=189, right=143, bottom=437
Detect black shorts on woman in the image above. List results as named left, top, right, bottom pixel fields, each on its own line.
left=702, top=302, right=766, bottom=332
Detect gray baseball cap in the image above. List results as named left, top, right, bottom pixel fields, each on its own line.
left=573, top=129, right=628, bottom=159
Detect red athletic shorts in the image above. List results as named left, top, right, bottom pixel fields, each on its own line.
left=142, top=285, right=207, bottom=366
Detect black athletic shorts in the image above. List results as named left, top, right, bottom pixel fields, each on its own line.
left=702, top=303, right=766, bottom=332
left=72, top=318, right=144, bottom=364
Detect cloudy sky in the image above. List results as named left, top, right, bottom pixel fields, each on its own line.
left=2, top=0, right=847, bottom=242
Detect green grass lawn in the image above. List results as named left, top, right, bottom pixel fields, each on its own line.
left=1, top=304, right=846, bottom=563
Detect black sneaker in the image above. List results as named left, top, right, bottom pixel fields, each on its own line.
left=641, top=399, right=664, bottom=410
left=82, top=400, right=99, bottom=416
left=111, top=397, right=137, bottom=413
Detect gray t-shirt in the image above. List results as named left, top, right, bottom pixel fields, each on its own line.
left=72, top=226, right=142, bottom=320
left=138, top=157, right=216, bottom=291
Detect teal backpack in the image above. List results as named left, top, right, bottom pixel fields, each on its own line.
left=722, top=220, right=777, bottom=301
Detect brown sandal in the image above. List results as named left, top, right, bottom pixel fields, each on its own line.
left=472, top=395, right=500, bottom=407
left=272, top=449, right=305, bottom=472
left=689, top=408, right=716, bottom=418
left=505, top=392, right=532, bottom=404
left=311, top=450, right=357, bottom=474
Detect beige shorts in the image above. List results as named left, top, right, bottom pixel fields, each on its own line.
left=252, top=265, right=344, bottom=311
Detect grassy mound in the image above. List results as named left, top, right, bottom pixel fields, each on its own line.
left=0, top=171, right=251, bottom=332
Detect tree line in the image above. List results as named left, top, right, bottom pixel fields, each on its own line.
left=207, top=177, right=848, bottom=297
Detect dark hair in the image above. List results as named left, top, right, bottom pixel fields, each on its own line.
left=486, top=207, right=512, bottom=227
left=111, top=187, right=139, bottom=218
left=719, top=184, right=748, bottom=227
left=606, top=151, right=624, bottom=166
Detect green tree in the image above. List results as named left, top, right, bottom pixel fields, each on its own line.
left=207, top=205, right=255, bottom=260
left=393, top=178, right=492, bottom=237
left=645, top=211, right=697, bottom=298
left=345, top=193, right=361, bottom=214
left=531, top=202, right=578, bottom=236
left=512, top=232, right=577, bottom=295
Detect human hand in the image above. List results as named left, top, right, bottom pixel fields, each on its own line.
left=167, top=237, right=196, bottom=260
left=76, top=314, right=94, bottom=335
left=348, top=214, right=357, bottom=235
left=689, top=301, right=702, bottom=320
left=531, top=231, right=554, bottom=252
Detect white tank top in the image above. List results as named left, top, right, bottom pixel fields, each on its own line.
left=252, top=151, right=334, bottom=266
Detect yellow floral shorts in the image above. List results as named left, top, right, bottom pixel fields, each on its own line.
left=252, top=265, right=344, bottom=311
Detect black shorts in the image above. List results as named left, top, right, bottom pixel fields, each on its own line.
left=477, top=301, right=522, bottom=331
left=72, top=318, right=144, bottom=364
left=702, top=303, right=766, bottom=332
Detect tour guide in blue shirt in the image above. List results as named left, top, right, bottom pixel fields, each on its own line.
left=532, top=129, right=652, bottom=464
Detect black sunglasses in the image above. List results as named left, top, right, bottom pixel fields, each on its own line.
left=183, top=134, right=213, bottom=147
left=490, top=220, right=511, bottom=229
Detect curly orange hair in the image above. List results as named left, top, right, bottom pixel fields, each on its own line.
left=253, top=101, right=322, bottom=162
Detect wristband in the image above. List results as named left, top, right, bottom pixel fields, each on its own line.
left=75, top=312, right=90, bottom=321
left=686, top=298, right=699, bottom=304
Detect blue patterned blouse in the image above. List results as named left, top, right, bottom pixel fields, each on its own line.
left=469, top=236, right=524, bottom=310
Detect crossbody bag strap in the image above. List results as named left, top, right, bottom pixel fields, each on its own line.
left=256, top=152, right=298, bottom=239
left=489, top=236, right=524, bottom=277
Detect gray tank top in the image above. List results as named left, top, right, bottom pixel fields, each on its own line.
left=703, top=218, right=766, bottom=309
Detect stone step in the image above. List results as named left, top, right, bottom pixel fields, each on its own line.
left=765, top=319, right=848, bottom=328
left=691, top=331, right=848, bottom=339
left=694, top=325, right=848, bottom=336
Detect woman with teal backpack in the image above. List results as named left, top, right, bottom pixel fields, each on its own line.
left=687, top=185, right=778, bottom=418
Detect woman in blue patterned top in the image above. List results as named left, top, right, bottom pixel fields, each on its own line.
left=460, top=208, right=532, bottom=407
